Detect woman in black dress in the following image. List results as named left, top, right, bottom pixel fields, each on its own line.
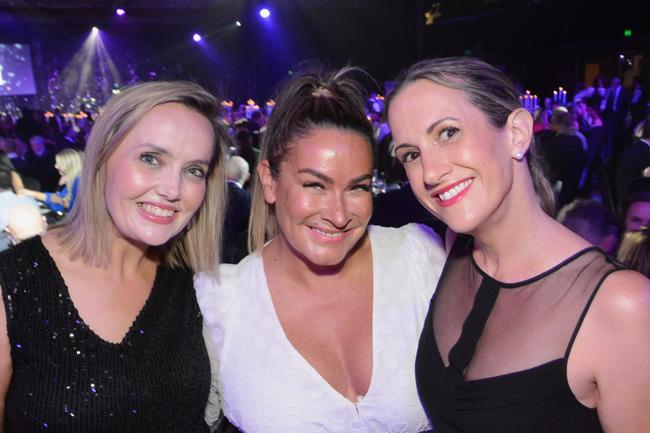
left=387, top=57, right=650, bottom=433
left=0, top=81, right=227, bottom=432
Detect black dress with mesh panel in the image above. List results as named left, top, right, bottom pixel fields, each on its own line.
left=415, top=235, right=623, bottom=433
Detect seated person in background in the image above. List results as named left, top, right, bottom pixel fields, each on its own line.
left=557, top=198, right=622, bottom=255
left=0, top=168, right=40, bottom=252
left=18, top=148, right=83, bottom=213
left=623, top=191, right=650, bottom=232
left=536, top=107, right=588, bottom=210
left=615, top=112, right=650, bottom=213
left=26, top=134, right=59, bottom=191
left=617, top=228, right=650, bottom=278
left=0, top=149, right=25, bottom=192
left=5, top=202, right=47, bottom=245
left=222, top=155, right=251, bottom=264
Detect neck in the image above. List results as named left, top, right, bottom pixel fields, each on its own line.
left=104, top=234, right=156, bottom=280
left=467, top=170, right=560, bottom=282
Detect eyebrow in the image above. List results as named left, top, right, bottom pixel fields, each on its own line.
left=426, top=116, right=459, bottom=134
left=140, top=143, right=211, bottom=166
left=393, top=116, right=460, bottom=152
left=297, top=168, right=372, bottom=185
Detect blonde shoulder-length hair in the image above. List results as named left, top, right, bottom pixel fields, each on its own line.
left=56, top=81, right=227, bottom=272
left=54, top=148, right=83, bottom=209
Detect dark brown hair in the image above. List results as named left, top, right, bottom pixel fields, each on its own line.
left=248, top=66, right=375, bottom=251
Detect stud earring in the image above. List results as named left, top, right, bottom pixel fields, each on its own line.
left=514, top=151, right=524, bottom=160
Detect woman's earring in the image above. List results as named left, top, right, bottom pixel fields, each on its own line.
left=514, top=150, right=524, bottom=160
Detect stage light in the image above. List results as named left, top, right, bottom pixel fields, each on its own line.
left=235, top=21, right=242, bottom=27
left=192, top=33, right=202, bottom=42
left=624, top=29, right=632, bottom=37
left=116, top=8, right=126, bottom=16
left=259, top=8, right=270, bottom=18
left=91, top=26, right=99, bottom=34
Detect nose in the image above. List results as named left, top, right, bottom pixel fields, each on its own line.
left=155, top=171, right=182, bottom=202
left=420, top=149, right=451, bottom=189
left=322, top=191, right=352, bottom=229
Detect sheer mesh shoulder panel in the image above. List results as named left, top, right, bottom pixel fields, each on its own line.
left=432, top=235, right=619, bottom=381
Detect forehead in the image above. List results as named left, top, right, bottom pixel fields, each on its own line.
left=285, top=127, right=372, bottom=164
left=389, top=80, right=479, bottom=133
left=629, top=201, right=650, bottom=216
left=116, top=102, right=214, bottom=159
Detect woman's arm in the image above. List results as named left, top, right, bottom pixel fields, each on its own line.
left=18, top=189, right=66, bottom=206
left=0, top=285, right=12, bottom=433
left=10, top=172, right=24, bottom=192
left=17, top=188, right=46, bottom=202
left=578, top=270, right=650, bottom=432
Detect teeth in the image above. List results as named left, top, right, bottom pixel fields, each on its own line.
left=140, top=203, right=175, bottom=217
left=439, top=179, right=473, bottom=201
left=312, top=227, right=343, bottom=238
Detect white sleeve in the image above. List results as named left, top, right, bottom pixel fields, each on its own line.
left=194, top=266, right=237, bottom=430
left=401, top=223, right=447, bottom=299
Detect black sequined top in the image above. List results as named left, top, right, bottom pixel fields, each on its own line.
left=0, top=237, right=211, bottom=433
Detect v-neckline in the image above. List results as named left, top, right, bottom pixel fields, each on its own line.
left=257, top=230, right=379, bottom=406
left=38, top=236, right=161, bottom=347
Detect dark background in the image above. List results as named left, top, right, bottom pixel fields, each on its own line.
left=0, top=0, right=648, bottom=109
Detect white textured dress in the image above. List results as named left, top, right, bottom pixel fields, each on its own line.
left=195, top=224, right=445, bottom=433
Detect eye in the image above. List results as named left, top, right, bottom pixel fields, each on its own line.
left=397, top=149, right=420, bottom=164
left=439, top=126, right=459, bottom=141
left=350, top=184, right=371, bottom=192
left=303, top=182, right=324, bottom=190
left=140, top=153, right=159, bottom=165
left=186, top=165, right=207, bottom=179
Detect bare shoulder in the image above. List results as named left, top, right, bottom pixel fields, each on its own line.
left=583, top=270, right=650, bottom=431
left=593, top=269, right=650, bottom=322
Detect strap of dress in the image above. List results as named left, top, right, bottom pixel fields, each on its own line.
left=447, top=278, right=500, bottom=378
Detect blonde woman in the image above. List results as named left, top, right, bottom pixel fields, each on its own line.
left=18, top=148, right=83, bottom=212
left=0, top=81, right=227, bottom=433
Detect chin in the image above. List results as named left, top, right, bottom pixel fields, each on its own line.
left=133, top=229, right=184, bottom=248
left=299, top=246, right=352, bottom=269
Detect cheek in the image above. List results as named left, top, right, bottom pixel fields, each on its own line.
left=349, top=194, right=373, bottom=219
left=184, top=181, right=207, bottom=211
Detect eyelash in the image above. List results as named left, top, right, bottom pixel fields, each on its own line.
left=140, top=153, right=159, bottom=165
left=440, top=126, right=459, bottom=140
left=351, top=184, right=371, bottom=192
left=397, top=126, right=459, bottom=164
left=302, top=182, right=371, bottom=192
left=140, top=153, right=206, bottom=179
left=187, top=166, right=206, bottom=179
left=398, top=150, right=420, bottom=164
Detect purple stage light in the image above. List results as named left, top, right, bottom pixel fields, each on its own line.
left=91, top=26, right=99, bottom=34
left=116, top=8, right=126, bottom=16
left=192, top=33, right=202, bottom=42
left=259, top=8, right=270, bottom=18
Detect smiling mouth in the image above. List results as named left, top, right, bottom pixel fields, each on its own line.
left=138, top=203, right=176, bottom=218
left=437, top=178, right=473, bottom=202
left=310, top=226, right=347, bottom=239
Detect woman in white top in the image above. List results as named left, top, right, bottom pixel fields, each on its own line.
left=196, top=67, right=446, bottom=433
